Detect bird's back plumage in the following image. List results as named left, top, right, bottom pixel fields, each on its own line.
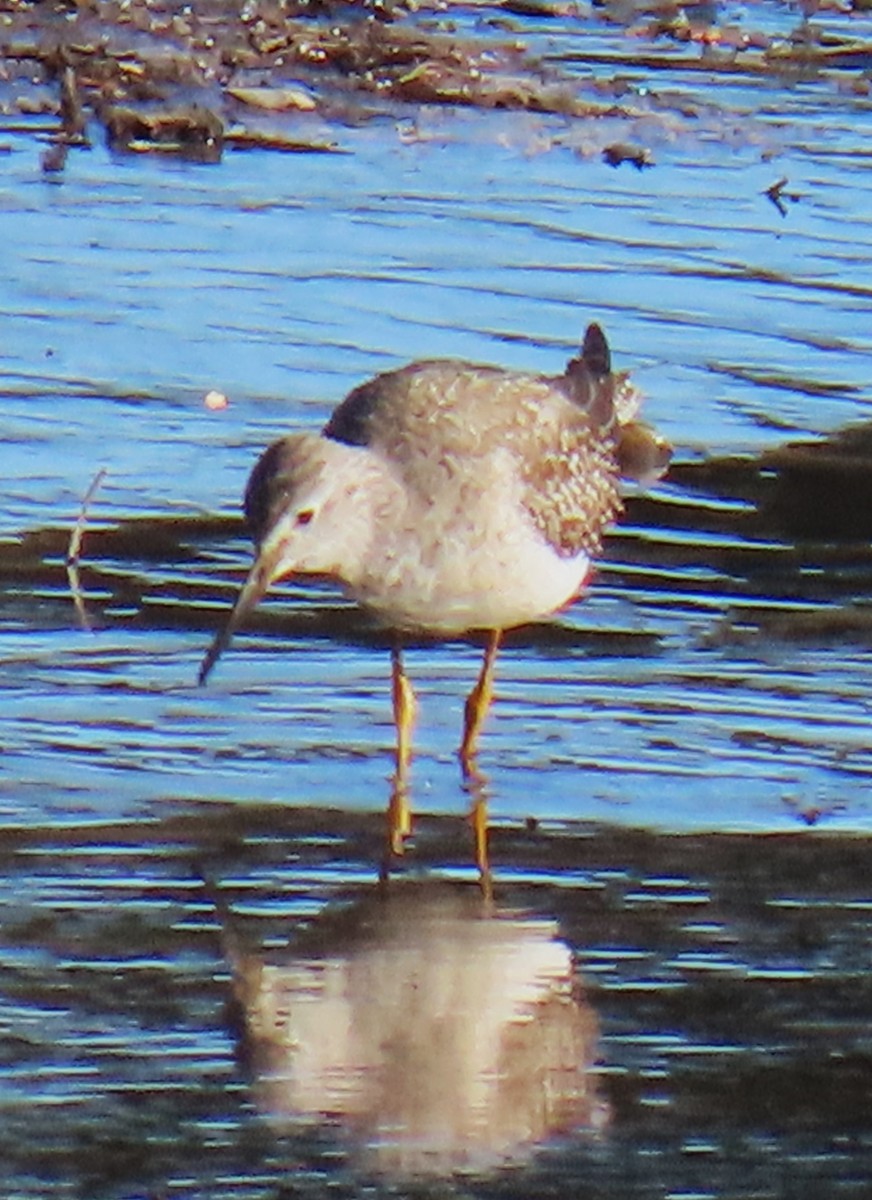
left=323, top=330, right=623, bottom=565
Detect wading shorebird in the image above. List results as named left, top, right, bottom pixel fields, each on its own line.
left=199, top=323, right=669, bottom=861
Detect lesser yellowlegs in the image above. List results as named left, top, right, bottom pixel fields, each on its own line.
left=199, top=322, right=669, bottom=856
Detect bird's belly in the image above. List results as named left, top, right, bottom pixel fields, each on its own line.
left=349, top=526, right=591, bottom=635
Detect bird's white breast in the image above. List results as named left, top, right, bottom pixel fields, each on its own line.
left=347, top=448, right=592, bottom=635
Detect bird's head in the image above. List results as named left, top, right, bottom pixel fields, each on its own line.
left=198, top=434, right=387, bottom=685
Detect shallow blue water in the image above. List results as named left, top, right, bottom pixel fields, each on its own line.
left=2, top=3, right=872, bottom=1193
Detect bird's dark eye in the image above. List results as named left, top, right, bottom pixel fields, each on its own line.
left=296, top=508, right=315, bottom=526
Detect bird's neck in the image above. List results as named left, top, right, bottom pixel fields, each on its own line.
left=322, top=445, right=406, bottom=589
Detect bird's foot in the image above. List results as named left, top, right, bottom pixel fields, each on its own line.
left=463, top=766, right=493, bottom=904
left=387, top=779, right=412, bottom=857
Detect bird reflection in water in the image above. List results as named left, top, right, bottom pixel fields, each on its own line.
left=217, top=882, right=606, bottom=1177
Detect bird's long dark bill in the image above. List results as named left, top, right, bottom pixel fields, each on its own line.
left=198, top=548, right=283, bottom=685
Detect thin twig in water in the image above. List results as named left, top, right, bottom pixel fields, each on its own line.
left=765, top=176, right=801, bottom=217
left=67, top=467, right=108, bottom=632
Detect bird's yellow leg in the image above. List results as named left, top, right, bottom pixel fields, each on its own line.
left=388, top=645, right=416, bottom=855
left=391, top=644, right=416, bottom=785
left=459, top=629, right=502, bottom=779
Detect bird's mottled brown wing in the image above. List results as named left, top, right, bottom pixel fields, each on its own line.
left=327, top=323, right=621, bottom=448
left=519, top=421, right=622, bottom=559
left=325, top=358, right=623, bottom=559
left=324, top=360, right=515, bottom=457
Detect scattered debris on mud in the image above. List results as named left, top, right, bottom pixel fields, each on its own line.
left=602, top=140, right=652, bottom=168
left=2, top=0, right=872, bottom=162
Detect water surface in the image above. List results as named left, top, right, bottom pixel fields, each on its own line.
left=2, top=0, right=872, bottom=1193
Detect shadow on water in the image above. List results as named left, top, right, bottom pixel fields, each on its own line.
left=11, top=419, right=872, bottom=643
